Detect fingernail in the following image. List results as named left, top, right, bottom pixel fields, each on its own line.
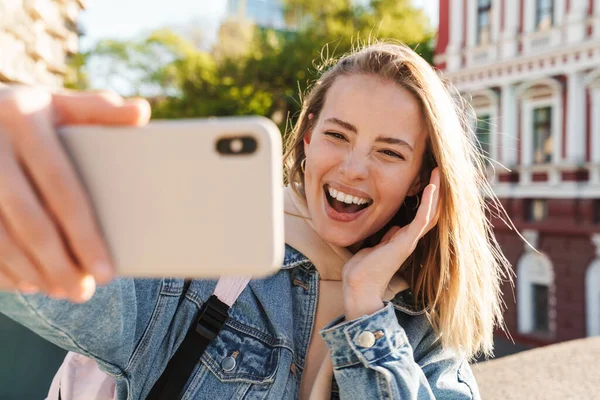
left=76, top=275, right=96, bottom=303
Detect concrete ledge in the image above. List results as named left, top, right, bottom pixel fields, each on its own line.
left=472, top=337, right=600, bottom=399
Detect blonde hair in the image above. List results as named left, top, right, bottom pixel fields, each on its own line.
left=283, top=41, right=512, bottom=359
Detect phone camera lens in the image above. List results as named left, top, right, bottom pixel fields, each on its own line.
left=230, top=138, right=244, bottom=153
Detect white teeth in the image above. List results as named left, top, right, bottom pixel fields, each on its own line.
left=327, top=186, right=370, bottom=205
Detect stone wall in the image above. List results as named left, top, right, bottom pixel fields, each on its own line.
left=0, top=0, right=85, bottom=87
left=0, top=2, right=84, bottom=397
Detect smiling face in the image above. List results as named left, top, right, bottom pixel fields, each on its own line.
left=303, top=74, right=428, bottom=248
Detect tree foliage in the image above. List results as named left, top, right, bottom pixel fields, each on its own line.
left=71, top=0, right=435, bottom=130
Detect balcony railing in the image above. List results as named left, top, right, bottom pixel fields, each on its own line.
left=521, top=28, right=562, bottom=55
left=519, top=164, right=561, bottom=186
left=466, top=44, right=498, bottom=66
left=489, top=163, right=600, bottom=199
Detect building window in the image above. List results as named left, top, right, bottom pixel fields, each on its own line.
left=477, top=0, right=492, bottom=45
left=533, top=106, right=553, bottom=164
left=475, top=114, right=491, bottom=157
left=517, top=79, right=563, bottom=170
left=532, top=283, right=550, bottom=333
left=526, top=199, right=548, bottom=222
left=517, top=251, right=554, bottom=336
left=536, top=0, right=554, bottom=31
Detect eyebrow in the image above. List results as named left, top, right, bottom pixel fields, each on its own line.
left=325, top=117, right=357, bottom=133
left=324, top=117, right=414, bottom=153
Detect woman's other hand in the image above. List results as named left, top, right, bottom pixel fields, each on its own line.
left=0, top=86, right=150, bottom=302
left=342, top=167, right=441, bottom=320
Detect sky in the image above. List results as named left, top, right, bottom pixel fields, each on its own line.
left=79, top=1, right=228, bottom=50
left=79, top=0, right=439, bottom=51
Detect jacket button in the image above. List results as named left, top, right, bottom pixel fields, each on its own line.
left=356, top=331, right=376, bottom=348
left=221, top=356, right=236, bottom=372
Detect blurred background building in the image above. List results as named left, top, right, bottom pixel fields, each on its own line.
left=227, top=0, right=288, bottom=30
left=435, top=0, right=600, bottom=355
left=0, top=2, right=84, bottom=398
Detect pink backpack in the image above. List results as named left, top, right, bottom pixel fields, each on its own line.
left=46, top=277, right=250, bottom=400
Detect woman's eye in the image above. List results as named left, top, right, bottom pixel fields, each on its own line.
left=381, top=150, right=404, bottom=160
left=324, top=131, right=347, bottom=141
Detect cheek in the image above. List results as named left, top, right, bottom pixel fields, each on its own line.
left=375, top=168, right=417, bottom=210
left=306, top=140, right=343, bottom=178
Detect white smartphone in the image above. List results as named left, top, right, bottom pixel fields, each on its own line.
left=58, top=116, right=285, bottom=279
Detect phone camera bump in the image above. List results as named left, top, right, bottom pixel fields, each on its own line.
left=216, top=136, right=257, bottom=155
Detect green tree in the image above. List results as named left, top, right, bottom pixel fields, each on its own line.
left=71, top=0, right=434, bottom=130
left=232, top=0, right=435, bottom=128
left=64, top=52, right=90, bottom=90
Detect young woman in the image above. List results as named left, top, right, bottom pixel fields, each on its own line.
left=0, top=42, right=509, bottom=399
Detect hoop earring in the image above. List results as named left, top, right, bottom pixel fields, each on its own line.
left=404, top=195, right=420, bottom=211
left=300, top=158, right=306, bottom=174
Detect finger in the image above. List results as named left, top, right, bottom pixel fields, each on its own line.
left=52, top=91, right=151, bottom=127
left=1, top=88, right=116, bottom=285
left=7, top=96, right=117, bottom=285
left=0, top=143, right=89, bottom=301
left=403, top=168, right=441, bottom=244
left=49, top=92, right=149, bottom=283
left=424, top=168, right=441, bottom=231
left=0, top=219, right=45, bottom=292
left=429, top=185, right=441, bottom=229
left=429, top=167, right=441, bottom=188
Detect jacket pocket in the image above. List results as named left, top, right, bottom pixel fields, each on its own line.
left=200, top=319, right=280, bottom=385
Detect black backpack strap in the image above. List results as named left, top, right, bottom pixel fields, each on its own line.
left=146, top=294, right=230, bottom=400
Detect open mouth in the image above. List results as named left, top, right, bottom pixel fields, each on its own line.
left=324, top=185, right=372, bottom=214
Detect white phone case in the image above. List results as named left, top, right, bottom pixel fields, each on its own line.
left=58, top=117, right=284, bottom=278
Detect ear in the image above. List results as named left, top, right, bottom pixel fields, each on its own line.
left=304, top=113, right=315, bottom=149
left=406, top=175, right=423, bottom=197
left=303, top=130, right=312, bottom=156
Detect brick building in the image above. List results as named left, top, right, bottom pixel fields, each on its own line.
left=0, top=1, right=85, bottom=398
left=435, top=0, right=600, bottom=354
left=0, top=0, right=84, bottom=86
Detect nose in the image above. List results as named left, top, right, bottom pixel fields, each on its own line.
left=340, top=151, right=368, bottom=181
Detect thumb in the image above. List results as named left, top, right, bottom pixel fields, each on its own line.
left=52, top=90, right=151, bottom=127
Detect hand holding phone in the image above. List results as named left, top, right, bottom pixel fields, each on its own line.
left=0, top=87, right=150, bottom=302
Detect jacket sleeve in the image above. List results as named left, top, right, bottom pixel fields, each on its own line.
left=0, top=278, right=164, bottom=376
left=320, top=302, right=480, bottom=400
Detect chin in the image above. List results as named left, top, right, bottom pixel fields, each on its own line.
left=316, top=224, right=367, bottom=249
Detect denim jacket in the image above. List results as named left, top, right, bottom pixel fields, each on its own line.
left=0, top=245, right=480, bottom=399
